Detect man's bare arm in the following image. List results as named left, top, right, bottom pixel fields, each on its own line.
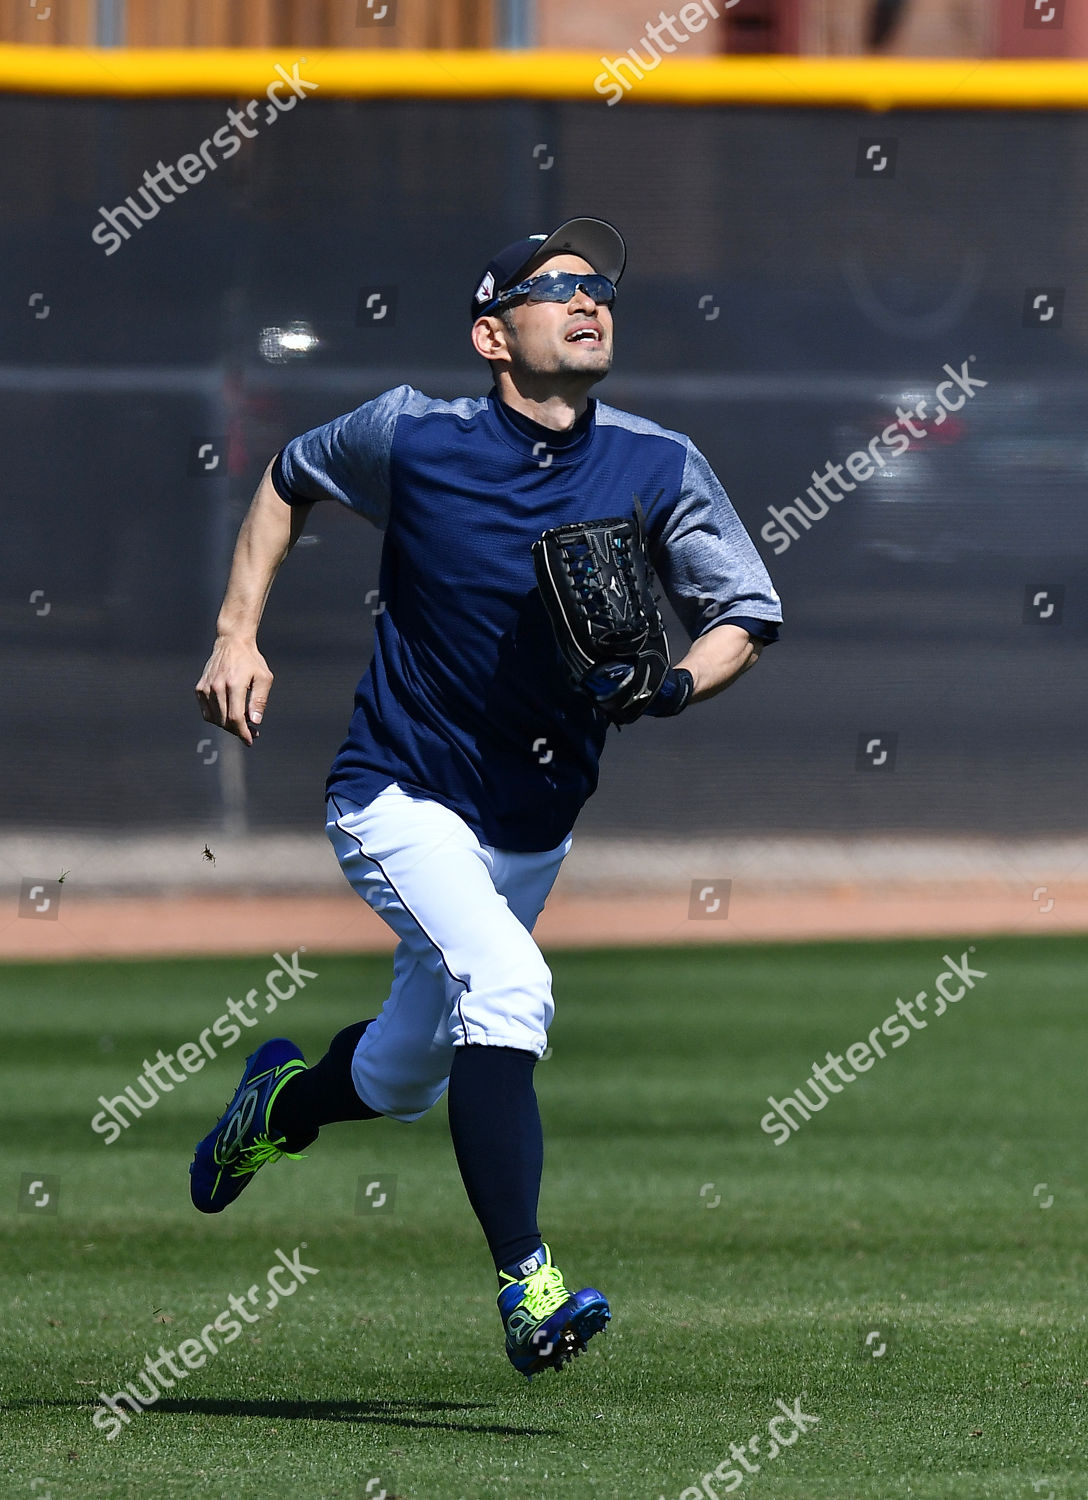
left=674, top=622, right=763, bottom=704
left=195, top=462, right=313, bottom=745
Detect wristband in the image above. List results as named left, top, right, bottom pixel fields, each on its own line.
left=644, top=667, right=694, bottom=718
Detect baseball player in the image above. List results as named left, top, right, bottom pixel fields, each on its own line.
left=191, top=217, right=782, bottom=1377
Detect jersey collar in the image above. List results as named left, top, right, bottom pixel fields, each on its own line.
left=486, top=388, right=596, bottom=462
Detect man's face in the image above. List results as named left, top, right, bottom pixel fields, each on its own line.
left=486, top=254, right=614, bottom=382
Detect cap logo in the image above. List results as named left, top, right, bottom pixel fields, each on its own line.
left=474, top=271, right=496, bottom=305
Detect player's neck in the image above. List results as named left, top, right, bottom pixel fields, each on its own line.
left=493, top=376, right=592, bottom=433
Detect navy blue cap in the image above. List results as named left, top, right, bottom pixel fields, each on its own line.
left=470, top=217, right=626, bottom=319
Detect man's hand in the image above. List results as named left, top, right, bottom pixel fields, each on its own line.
left=194, top=461, right=312, bottom=746
left=195, top=637, right=273, bottom=747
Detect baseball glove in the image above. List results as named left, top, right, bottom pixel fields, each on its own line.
left=532, top=501, right=688, bottom=724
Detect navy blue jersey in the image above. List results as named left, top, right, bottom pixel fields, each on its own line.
left=274, top=385, right=782, bottom=852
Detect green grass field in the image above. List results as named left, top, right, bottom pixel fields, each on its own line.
left=2, top=934, right=1086, bottom=1499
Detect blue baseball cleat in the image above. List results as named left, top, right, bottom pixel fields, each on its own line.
left=189, top=1038, right=312, bottom=1214
left=497, top=1244, right=611, bottom=1377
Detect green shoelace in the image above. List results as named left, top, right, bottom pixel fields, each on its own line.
left=506, top=1258, right=569, bottom=1320
left=230, top=1133, right=308, bottom=1178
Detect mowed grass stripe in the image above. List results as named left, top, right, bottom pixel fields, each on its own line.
left=1, top=937, right=1085, bottom=1498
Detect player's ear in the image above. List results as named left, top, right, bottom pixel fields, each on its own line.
left=470, top=313, right=511, bottom=364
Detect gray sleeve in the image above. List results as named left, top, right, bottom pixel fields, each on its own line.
left=655, top=440, right=783, bottom=643
left=273, top=383, right=416, bottom=529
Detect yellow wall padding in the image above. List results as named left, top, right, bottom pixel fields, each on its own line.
left=2, top=48, right=1088, bottom=109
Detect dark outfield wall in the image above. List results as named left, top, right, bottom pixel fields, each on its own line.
left=2, top=96, right=1086, bottom=835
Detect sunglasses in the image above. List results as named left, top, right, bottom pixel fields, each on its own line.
left=487, top=270, right=617, bottom=313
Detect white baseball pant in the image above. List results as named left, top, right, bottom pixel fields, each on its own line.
left=326, top=783, right=572, bottom=1123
